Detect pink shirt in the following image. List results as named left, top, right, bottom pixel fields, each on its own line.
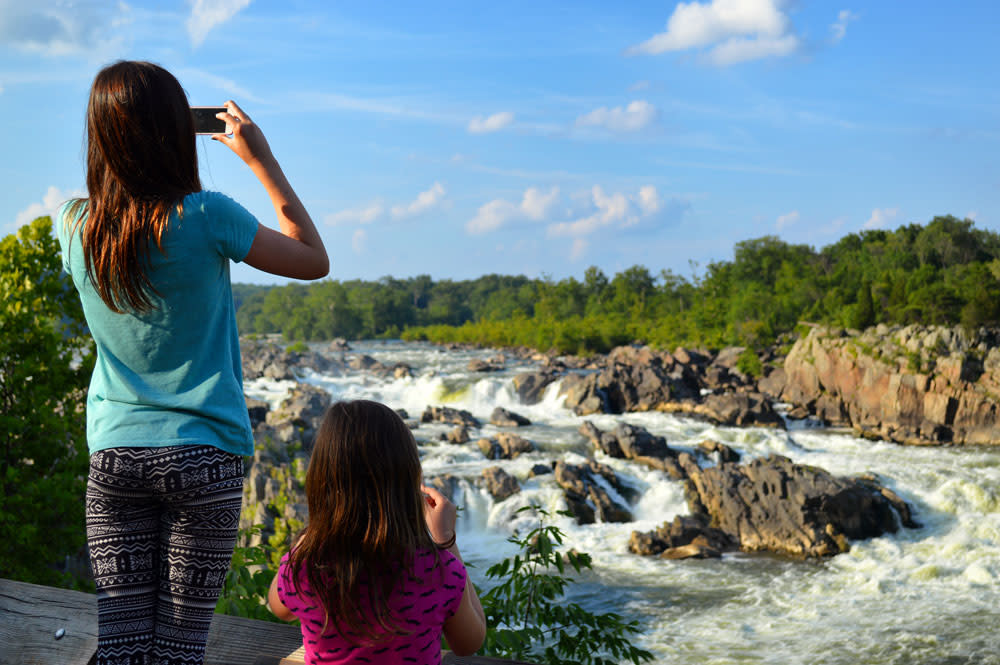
left=276, top=548, right=467, bottom=665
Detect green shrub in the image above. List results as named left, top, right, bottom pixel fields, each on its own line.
left=735, top=347, right=763, bottom=378
left=480, top=507, right=653, bottom=665
left=286, top=340, right=308, bottom=354
left=215, top=525, right=285, bottom=623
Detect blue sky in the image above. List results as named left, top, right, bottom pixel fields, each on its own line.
left=2, top=1, right=998, bottom=285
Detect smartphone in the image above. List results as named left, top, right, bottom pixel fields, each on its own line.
left=191, top=106, right=228, bottom=135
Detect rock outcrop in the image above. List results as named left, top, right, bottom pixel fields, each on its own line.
left=490, top=406, right=531, bottom=427
left=512, top=370, right=559, bottom=404
left=552, top=460, right=632, bottom=525
left=477, top=432, right=535, bottom=459
left=782, top=325, right=1000, bottom=445
left=421, top=406, right=481, bottom=428
left=630, top=453, right=920, bottom=559
left=482, top=466, right=520, bottom=501
left=555, top=344, right=783, bottom=429
left=242, top=339, right=343, bottom=381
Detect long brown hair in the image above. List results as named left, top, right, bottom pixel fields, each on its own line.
left=290, top=400, right=438, bottom=643
left=68, top=60, right=200, bottom=312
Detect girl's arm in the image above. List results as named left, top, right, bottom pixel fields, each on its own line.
left=213, top=101, right=330, bottom=280
left=422, top=485, right=487, bottom=656
left=267, top=570, right=296, bottom=622
left=441, top=543, right=487, bottom=656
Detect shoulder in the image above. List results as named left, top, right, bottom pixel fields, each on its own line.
left=414, top=548, right=466, bottom=583
left=182, top=190, right=242, bottom=214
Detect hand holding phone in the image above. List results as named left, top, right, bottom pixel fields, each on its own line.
left=191, top=106, right=228, bottom=135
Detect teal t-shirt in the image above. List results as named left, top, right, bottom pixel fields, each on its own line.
left=58, top=191, right=260, bottom=456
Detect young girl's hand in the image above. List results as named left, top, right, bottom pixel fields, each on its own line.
left=421, top=485, right=457, bottom=546
left=212, top=100, right=276, bottom=168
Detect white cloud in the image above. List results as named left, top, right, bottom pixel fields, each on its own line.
left=351, top=229, right=367, bottom=254
left=864, top=207, right=899, bottom=229
left=13, top=185, right=83, bottom=229
left=547, top=185, right=671, bottom=238
left=966, top=210, right=979, bottom=221
left=776, top=209, right=800, bottom=230
left=468, top=112, right=514, bottom=134
left=187, top=0, right=252, bottom=48
left=629, top=80, right=651, bottom=92
left=707, top=33, right=798, bottom=65
left=0, top=1, right=131, bottom=57
left=325, top=202, right=385, bottom=226
left=466, top=186, right=560, bottom=234
left=327, top=183, right=448, bottom=227
left=638, top=185, right=661, bottom=215
left=627, top=0, right=800, bottom=66
left=521, top=187, right=561, bottom=220
left=576, top=100, right=658, bottom=132
left=570, top=237, right=589, bottom=261
left=830, top=10, right=858, bottom=44
left=391, top=182, right=447, bottom=219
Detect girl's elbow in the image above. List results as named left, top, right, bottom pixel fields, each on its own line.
left=446, top=622, right=487, bottom=656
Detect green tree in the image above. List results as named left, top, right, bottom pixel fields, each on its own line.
left=0, top=217, right=94, bottom=587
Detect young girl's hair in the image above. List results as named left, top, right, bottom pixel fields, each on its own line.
left=68, top=60, right=201, bottom=313
left=289, top=399, right=438, bottom=643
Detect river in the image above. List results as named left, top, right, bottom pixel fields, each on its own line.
left=246, top=340, right=1000, bottom=665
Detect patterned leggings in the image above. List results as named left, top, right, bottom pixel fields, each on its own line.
left=86, top=445, right=245, bottom=665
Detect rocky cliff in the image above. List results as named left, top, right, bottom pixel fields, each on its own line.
left=781, top=324, right=1000, bottom=445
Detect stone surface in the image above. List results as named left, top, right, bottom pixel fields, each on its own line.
left=685, top=454, right=910, bottom=557
left=490, top=406, right=531, bottom=427
left=553, top=460, right=632, bottom=525
left=511, top=370, right=559, bottom=404
left=444, top=425, right=470, bottom=444
left=476, top=432, right=535, bottom=460
left=421, top=405, right=481, bottom=428
left=782, top=325, right=1000, bottom=445
left=482, top=466, right=521, bottom=501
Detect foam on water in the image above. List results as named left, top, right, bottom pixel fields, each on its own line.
left=247, top=341, right=1000, bottom=664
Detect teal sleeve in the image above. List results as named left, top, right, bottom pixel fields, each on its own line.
left=56, top=201, right=81, bottom=274
left=205, top=192, right=260, bottom=262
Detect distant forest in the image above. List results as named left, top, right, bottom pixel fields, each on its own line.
left=234, top=215, right=1000, bottom=354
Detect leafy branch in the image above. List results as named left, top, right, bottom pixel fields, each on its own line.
left=479, top=506, right=654, bottom=665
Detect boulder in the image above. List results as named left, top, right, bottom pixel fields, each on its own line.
left=482, top=467, right=520, bottom=501
left=263, top=383, right=331, bottom=452
left=349, top=354, right=381, bottom=371
left=490, top=406, right=531, bottom=427
left=529, top=463, right=553, bottom=477
left=684, top=454, right=916, bottom=557
left=553, top=460, right=632, bottom=525
left=628, top=514, right=735, bottom=557
left=329, top=338, right=351, bottom=351
left=558, top=373, right=607, bottom=415
left=445, top=425, right=470, bottom=444
left=468, top=356, right=504, bottom=372
left=699, top=392, right=784, bottom=428
left=697, top=439, right=741, bottom=465
left=245, top=397, right=269, bottom=429
left=511, top=370, right=560, bottom=404
left=421, top=406, right=481, bottom=428
left=477, top=432, right=535, bottom=460
left=614, top=423, right=673, bottom=459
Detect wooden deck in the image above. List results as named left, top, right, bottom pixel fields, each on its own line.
left=0, top=578, right=530, bottom=665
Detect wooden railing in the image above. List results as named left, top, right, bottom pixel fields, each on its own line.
left=0, top=578, right=530, bottom=665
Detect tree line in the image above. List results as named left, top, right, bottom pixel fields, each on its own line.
left=236, top=215, right=1000, bottom=354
